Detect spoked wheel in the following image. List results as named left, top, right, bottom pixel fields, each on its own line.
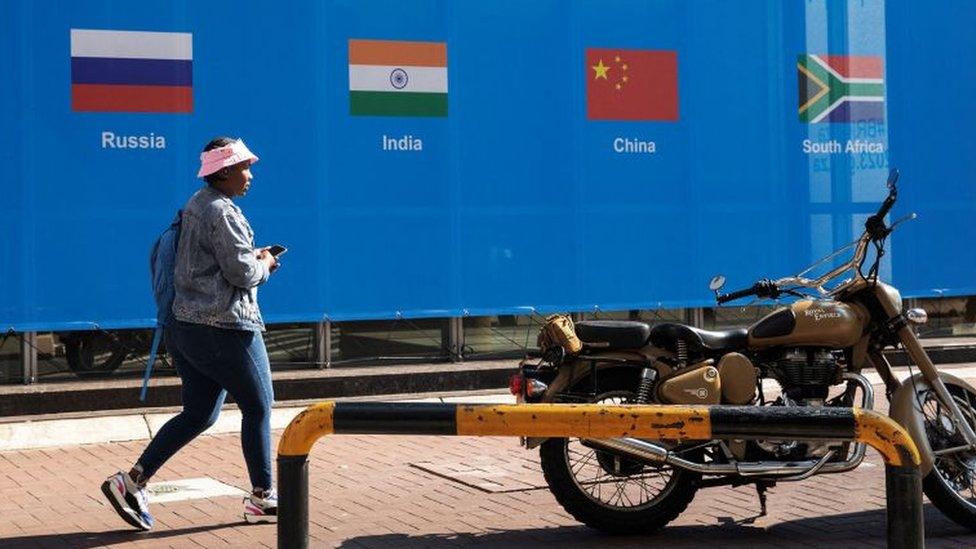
left=568, top=393, right=678, bottom=504
left=920, top=379, right=976, bottom=530
left=539, top=372, right=700, bottom=534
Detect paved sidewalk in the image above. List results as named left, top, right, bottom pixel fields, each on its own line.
left=3, top=389, right=976, bottom=546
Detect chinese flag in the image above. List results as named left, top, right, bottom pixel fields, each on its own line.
left=586, top=48, right=679, bottom=121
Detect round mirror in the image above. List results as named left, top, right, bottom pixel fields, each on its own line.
left=708, top=275, right=726, bottom=292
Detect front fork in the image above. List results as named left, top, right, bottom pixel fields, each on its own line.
left=894, top=323, right=976, bottom=448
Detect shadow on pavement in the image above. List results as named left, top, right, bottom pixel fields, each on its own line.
left=339, top=504, right=974, bottom=548
left=4, top=504, right=973, bottom=548
left=1, top=521, right=251, bottom=548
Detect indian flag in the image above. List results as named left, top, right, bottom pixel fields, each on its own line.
left=348, top=39, right=448, bottom=117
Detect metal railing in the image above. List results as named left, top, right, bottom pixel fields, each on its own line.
left=277, top=402, right=922, bottom=549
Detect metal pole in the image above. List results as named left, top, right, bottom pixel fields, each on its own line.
left=277, top=455, right=309, bottom=549
left=325, top=321, right=332, bottom=368
left=314, top=321, right=330, bottom=369
left=20, top=332, right=37, bottom=384
left=459, top=317, right=465, bottom=361
left=276, top=403, right=923, bottom=548
left=885, top=464, right=924, bottom=549
left=448, top=317, right=463, bottom=363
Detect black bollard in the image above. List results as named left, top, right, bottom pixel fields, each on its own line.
left=278, top=455, right=309, bottom=549
left=885, top=464, right=924, bottom=549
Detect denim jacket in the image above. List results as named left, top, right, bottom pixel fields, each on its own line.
left=172, top=186, right=269, bottom=331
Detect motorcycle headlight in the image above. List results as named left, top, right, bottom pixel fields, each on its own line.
left=879, top=282, right=903, bottom=313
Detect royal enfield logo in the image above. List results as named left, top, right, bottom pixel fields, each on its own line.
left=804, top=308, right=843, bottom=322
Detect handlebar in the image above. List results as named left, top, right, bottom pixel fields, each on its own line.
left=866, top=169, right=899, bottom=240
left=714, top=169, right=901, bottom=305
left=717, top=279, right=778, bottom=304
left=877, top=194, right=896, bottom=220
left=716, top=286, right=756, bottom=304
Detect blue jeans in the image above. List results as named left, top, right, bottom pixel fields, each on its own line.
left=137, top=320, right=274, bottom=490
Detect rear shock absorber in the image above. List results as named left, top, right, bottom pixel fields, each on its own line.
left=635, top=367, right=658, bottom=404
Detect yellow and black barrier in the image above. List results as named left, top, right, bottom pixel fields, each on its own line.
left=277, top=403, right=922, bottom=549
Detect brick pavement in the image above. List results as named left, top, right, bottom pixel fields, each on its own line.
left=3, top=397, right=976, bottom=547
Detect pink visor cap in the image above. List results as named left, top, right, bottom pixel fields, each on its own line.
left=197, top=140, right=259, bottom=178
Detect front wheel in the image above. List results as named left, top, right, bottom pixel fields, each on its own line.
left=539, top=370, right=700, bottom=534
left=919, top=379, right=976, bottom=530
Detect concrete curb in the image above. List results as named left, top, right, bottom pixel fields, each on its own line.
left=0, top=392, right=517, bottom=452
left=0, top=360, right=518, bottom=417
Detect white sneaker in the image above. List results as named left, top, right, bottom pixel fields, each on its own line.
left=244, top=489, right=278, bottom=523
left=101, top=471, right=154, bottom=531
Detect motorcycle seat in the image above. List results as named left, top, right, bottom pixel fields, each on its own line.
left=649, top=323, right=749, bottom=356
left=575, top=320, right=652, bottom=350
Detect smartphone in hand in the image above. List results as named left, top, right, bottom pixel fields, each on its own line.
left=268, top=244, right=288, bottom=257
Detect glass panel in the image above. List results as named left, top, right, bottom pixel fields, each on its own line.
left=263, top=324, right=315, bottom=369
left=704, top=305, right=778, bottom=331
left=581, top=308, right=686, bottom=324
left=31, top=325, right=316, bottom=383
left=913, top=296, right=976, bottom=339
left=332, top=318, right=451, bottom=364
left=463, top=315, right=537, bottom=358
left=35, top=329, right=170, bottom=382
left=0, top=332, right=22, bottom=384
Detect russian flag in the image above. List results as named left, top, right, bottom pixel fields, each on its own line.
left=71, top=29, right=193, bottom=113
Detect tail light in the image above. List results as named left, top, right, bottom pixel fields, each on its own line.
left=509, top=374, right=524, bottom=396
left=509, top=374, right=549, bottom=399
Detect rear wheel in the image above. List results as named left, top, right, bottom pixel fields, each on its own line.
left=919, top=379, right=976, bottom=530
left=539, top=370, right=700, bottom=534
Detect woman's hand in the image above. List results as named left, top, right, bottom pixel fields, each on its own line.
left=256, top=248, right=279, bottom=273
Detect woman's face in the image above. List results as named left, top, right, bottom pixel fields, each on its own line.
left=225, top=160, right=254, bottom=196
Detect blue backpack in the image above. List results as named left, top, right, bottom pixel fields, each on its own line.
left=141, top=210, right=182, bottom=401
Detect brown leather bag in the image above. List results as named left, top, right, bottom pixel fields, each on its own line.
left=537, top=314, right=583, bottom=355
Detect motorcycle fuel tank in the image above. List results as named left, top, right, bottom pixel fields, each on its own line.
left=747, top=300, right=866, bottom=349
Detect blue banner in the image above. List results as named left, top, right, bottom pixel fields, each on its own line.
left=1, top=0, right=973, bottom=331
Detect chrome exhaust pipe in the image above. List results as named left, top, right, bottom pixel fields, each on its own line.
left=581, top=437, right=737, bottom=474
left=818, top=372, right=873, bottom=474
left=580, top=371, right=876, bottom=478
left=581, top=437, right=830, bottom=476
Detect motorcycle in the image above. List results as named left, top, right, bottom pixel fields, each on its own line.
left=512, top=169, right=976, bottom=533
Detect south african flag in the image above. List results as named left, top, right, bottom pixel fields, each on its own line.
left=798, top=54, right=884, bottom=123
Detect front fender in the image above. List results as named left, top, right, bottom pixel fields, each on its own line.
left=888, top=371, right=976, bottom=476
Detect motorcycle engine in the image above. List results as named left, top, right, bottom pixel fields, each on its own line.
left=753, top=348, right=842, bottom=459
left=766, top=347, right=841, bottom=403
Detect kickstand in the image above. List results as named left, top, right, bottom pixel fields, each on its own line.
left=736, top=483, right=769, bottom=525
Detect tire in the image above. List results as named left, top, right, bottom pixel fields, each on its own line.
left=918, top=380, right=976, bottom=530
left=539, top=369, right=700, bottom=534
left=63, top=332, right=128, bottom=378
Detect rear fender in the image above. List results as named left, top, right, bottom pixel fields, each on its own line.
left=523, top=354, right=664, bottom=449
left=888, top=371, right=976, bottom=476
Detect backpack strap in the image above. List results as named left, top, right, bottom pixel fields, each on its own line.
left=139, top=326, right=164, bottom=402
left=141, top=209, right=182, bottom=402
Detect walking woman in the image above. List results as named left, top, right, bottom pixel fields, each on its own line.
left=102, top=137, right=279, bottom=529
